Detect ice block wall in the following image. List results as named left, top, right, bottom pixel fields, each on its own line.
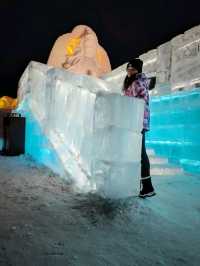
left=146, top=88, right=200, bottom=174
left=139, top=49, right=157, bottom=78
left=138, top=25, right=200, bottom=95
left=171, top=25, right=200, bottom=91
left=102, top=25, right=200, bottom=96
left=17, top=61, right=144, bottom=198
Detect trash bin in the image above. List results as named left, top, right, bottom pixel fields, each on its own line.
left=2, top=113, right=25, bottom=156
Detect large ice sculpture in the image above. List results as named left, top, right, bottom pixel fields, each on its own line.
left=17, top=61, right=144, bottom=198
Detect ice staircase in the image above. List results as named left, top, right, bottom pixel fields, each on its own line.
left=146, top=88, right=200, bottom=175
left=147, top=149, right=183, bottom=176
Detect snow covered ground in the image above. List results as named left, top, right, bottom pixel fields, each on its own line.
left=0, top=154, right=200, bottom=266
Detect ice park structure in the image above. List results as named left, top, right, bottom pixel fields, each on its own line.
left=15, top=24, right=200, bottom=198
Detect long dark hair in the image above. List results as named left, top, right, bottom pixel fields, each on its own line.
left=122, top=74, right=137, bottom=91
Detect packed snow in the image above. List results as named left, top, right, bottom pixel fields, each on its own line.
left=0, top=154, right=199, bottom=266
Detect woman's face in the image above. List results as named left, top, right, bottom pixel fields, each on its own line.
left=127, top=67, right=138, bottom=77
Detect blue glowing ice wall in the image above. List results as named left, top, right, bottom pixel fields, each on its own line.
left=146, top=88, right=200, bottom=174
left=24, top=107, right=66, bottom=176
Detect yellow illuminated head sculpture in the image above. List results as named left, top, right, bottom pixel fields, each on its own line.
left=47, top=25, right=111, bottom=77
left=0, top=96, right=18, bottom=110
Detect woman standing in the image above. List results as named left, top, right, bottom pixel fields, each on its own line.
left=122, top=58, right=156, bottom=198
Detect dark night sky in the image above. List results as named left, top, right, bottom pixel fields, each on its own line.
left=0, top=0, right=200, bottom=97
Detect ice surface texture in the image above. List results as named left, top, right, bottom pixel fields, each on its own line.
left=17, top=61, right=144, bottom=198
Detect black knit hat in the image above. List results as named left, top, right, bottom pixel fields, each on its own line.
left=127, top=58, right=143, bottom=73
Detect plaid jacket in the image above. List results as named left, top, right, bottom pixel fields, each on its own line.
left=123, top=73, right=150, bottom=131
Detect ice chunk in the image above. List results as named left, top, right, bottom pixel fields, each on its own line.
left=17, top=61, right=144, bottom=198
left=92, top=161, right=140, bottom=198
left=94, top=93, right=144, bottom=132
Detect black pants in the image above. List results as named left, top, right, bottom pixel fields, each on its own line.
left=141, top=130, right=150, bottom=178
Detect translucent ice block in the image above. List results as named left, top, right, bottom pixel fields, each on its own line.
left=17, top=61, right=145, bottom=198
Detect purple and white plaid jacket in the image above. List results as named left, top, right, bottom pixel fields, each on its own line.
left=123, top=73, right=150, bottom=131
